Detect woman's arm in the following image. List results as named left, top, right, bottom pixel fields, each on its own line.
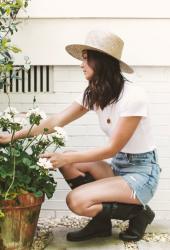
left=41, top=116, right=142, bottom=167
left=0, top=102, right=88, bottom=143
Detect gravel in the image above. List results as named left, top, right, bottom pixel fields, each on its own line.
left=31, top=216, right=170, bottom=250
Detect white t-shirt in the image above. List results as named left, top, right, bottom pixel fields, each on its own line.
left=75, top=82, right=156, bottom=154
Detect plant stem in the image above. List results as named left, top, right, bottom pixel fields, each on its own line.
left=5, top=153, right=16, bottom=200
left=6, top=86, right=11, bottom=109
left=6, top=86, right=14, bottom=158
left=53, top=145, right=59, bottom=152
left=11, top=129, right=15, bottom=143
left=26, top=123, right=34, bottom=138
left=23, top=134, right=37, bottom=152
left=23, top=128, right=45, bottom=152
left=9, top=130, right=15, bottom=159
left=21, top=123, right=34, bottom=147
left=42, top=141, right=54, bottom=153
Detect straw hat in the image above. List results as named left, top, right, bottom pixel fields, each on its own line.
left=65, top=30, right=133, bottom=74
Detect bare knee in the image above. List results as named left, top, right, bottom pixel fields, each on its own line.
left=59, top=162, right=89, bottom=179
left=59, top=150, right=77, bottom=177
left=59, top=163, right=84, bottom=180
left=59, top=164, right=72, bottom=175
left=66, top=191, right=86, bottom=216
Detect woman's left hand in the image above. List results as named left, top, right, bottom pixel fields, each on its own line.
left=39, top=152, right=68, bottom=169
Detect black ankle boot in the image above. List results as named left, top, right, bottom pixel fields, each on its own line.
left=110, top=202, right=143, bottom=221
left=119, top=205, right=155, bottom=241
left=66, top=202, right=145, bottom=242
left=66, top=172, right=95, bottom=189
left=66, top=174, right=112, bottom=241
left=67, top=203, right=112, bottom=242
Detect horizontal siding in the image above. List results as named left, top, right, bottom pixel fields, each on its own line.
left=19, top=0, right=170, bottom=18
left=13, top=19, right=170, bottom=65
left=42, top=189, right=170, bottom=202
left=50, top=177, right=170, bottom=191
left=40, top=65, right=170, bottom=219
left=1, top=66, right=170, bottom=219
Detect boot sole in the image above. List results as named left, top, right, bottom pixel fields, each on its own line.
left=67, top=231, right=112, bottom=242
left=119, top=236, right=141, bottom=242
left=119, top=212, right=155, bottom=242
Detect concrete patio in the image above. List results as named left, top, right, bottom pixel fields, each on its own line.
left=45, top=219, right=170, bottom=250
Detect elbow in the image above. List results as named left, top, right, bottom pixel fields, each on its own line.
left=102, top=145, right=114, bottom=159
left=106, top=143, right=120, bottom=158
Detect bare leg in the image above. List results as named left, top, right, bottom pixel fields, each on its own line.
left=66, top=176, right=141, bottom=217
left=62, top=157, right=153, bottom=242
left=59, top=160, right=114, bottom=180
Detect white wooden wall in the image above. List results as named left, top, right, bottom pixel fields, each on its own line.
left=1, top=0, right=170, bottom=219
left=0, top=66, right=170, bottom=219
left=43, top=66, right=170, bottom=220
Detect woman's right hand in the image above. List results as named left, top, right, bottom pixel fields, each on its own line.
left=0, top=133, right=12, bottom=145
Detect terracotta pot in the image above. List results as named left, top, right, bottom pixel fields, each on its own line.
left=0, top=193, right=44, bottom=250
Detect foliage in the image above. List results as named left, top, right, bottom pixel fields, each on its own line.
left=0, top=0, right=31, bottom=90
left=0, top=1, right=66, bottom=213
left=0, top=107, right=67, bottom=201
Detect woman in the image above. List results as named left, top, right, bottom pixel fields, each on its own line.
left=0, top=30, right=160, bottom=242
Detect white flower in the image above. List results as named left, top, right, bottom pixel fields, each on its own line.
left=0, top=148, right=6, bottom=154
left=53, top=126, right=68, bottom=142
left=14, top=117, right=28, bottom=127
left=35, top=134, right=49, bottom=142
left=24, top=56, right=30, bottom=62
left=3, top=113, right=13, bottom=122
left=46, top=133, right=53, bottom=142
left=24, top=61, right=30, bottom=70
left=4, top=113, right=12, bottom=119
left=4, top=107, right=19, bottom=116
left=37, top=157, right=53, bottom=169
left=0, top=148, right=7, bottom=161
left=35, top=134, right=43, bottom=141
left=24, top=56, right=31, bottom=71
left=24, top=64, right=31, bottom=71
left=26, top=108, right=47, bottom=120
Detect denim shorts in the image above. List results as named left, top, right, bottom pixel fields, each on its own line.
left=111, top=150, right=161, bottom=206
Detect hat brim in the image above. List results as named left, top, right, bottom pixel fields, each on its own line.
left=65, top=44, right=134, bottom=74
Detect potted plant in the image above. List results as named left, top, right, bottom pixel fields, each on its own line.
left=0, top=106, right=67, bottom=249
left=0, top=1, right=67, bottom=249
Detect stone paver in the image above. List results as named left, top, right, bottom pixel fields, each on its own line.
left=137, top=241, right=170, bottom=250
left=45, top=227, right=124, bottom=250
left=45, top=219, right=170, bottom=250
left=146, top=220, right=170, bottom=233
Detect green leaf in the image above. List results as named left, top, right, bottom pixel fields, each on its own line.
left=34, top=191, right=43, bottom=198
left=5, top=7, right=11, bottom=16
left=21, top=175, right=31, bottom=184
left=0, top=168, right=12, bottom=178
left=16, top=0, right=25, bottom=8
left=1, top=38, right=8, bottom=48
left=10, top=46, right=22, bottom=53
left=29, top=165, right=38, bottom=169
left=0, top=210, right=5, bottom=219
left=22, top=157, right=32, bottom=166
left=11, top=148, right=20, bottom=157
left=0, top=0, right=58, bottom=200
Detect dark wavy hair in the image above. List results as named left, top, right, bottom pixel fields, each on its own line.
left=83, top=50, right=126, bottom=110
